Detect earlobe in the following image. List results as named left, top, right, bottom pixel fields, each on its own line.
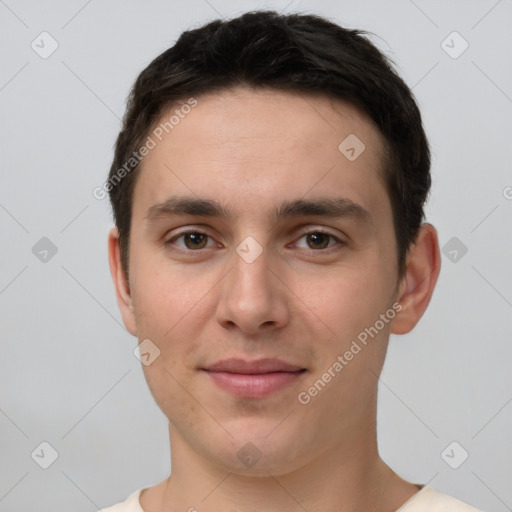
left=108, top=227, right=137, bottom=336
left=391, top=223, right=441, bottom=335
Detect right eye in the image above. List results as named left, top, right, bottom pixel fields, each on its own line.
left=165, top=230, right=219, bottom=252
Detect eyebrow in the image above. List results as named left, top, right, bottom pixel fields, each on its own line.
left=145, top=195, right=373, bottom=225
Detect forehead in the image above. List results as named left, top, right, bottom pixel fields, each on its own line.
left=153, top=87, right=385, bottom=158
left=132, top=86, right=390, bottom=223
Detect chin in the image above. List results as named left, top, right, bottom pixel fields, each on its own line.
left=206, top=428, right=308, bottom=477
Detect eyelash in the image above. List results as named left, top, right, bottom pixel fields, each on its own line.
left=165, top=229, right=345, bottom=254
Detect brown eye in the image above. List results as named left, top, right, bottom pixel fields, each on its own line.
left=183, top=232, right=208, bottom=249
left=306, top=232, right=331, bottom=249
left=167, top=231, right=215, bottom=251
left=295, top=231, right=342, bottom=251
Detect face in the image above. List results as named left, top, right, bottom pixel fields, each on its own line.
left=113, top=87, right=408, bottom=475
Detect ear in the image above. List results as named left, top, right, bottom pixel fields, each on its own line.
left=108, top=227, right=137, bottom=336
left=391, top=223, right=441, bottom=335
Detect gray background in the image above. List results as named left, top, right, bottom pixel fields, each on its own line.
left=1, top=1, right=511, bottom=511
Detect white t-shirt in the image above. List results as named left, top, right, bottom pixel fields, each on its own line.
left=100, top=485, right=482, bottom=511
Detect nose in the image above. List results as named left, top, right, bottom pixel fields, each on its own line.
left=215, top=246, right=290, bottom=335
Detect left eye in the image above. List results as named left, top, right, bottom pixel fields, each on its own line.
left=294, top=231, right=341, bottom=250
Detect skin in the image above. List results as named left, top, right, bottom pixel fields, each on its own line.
left=108, top=86, right=441, bottom=512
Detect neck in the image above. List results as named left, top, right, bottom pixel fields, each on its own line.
left=141, top=394, right=420, bottom=512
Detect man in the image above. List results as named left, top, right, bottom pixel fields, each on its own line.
left=102, top=10, right=480, bottom=512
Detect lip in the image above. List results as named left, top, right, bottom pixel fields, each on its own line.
left=203, top=358, right=306, bottom=398
left=204, top=357, right=304, bottom=374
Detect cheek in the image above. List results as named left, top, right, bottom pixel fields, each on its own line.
left=131, top=257, right=203, bottom=334
left=304, top=261, right=393, bottom=342
left=302, top=269, right=393, bottom=410
left=129, top=251, right=223, bottom=363
left=131, top=268, right=207, bottom=420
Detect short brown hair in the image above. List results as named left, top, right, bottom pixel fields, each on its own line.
left=108, top=10, right=431, bottom=279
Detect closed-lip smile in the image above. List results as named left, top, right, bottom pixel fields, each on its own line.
left=202, top=358, right=307, bottom=398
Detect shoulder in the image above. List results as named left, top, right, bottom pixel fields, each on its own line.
left=100, top=488, right=144, bottom=512
left=398, top=485, right=482, bottom=512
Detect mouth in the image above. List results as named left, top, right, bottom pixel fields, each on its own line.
left=202, top=358, right=307, bottom=398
